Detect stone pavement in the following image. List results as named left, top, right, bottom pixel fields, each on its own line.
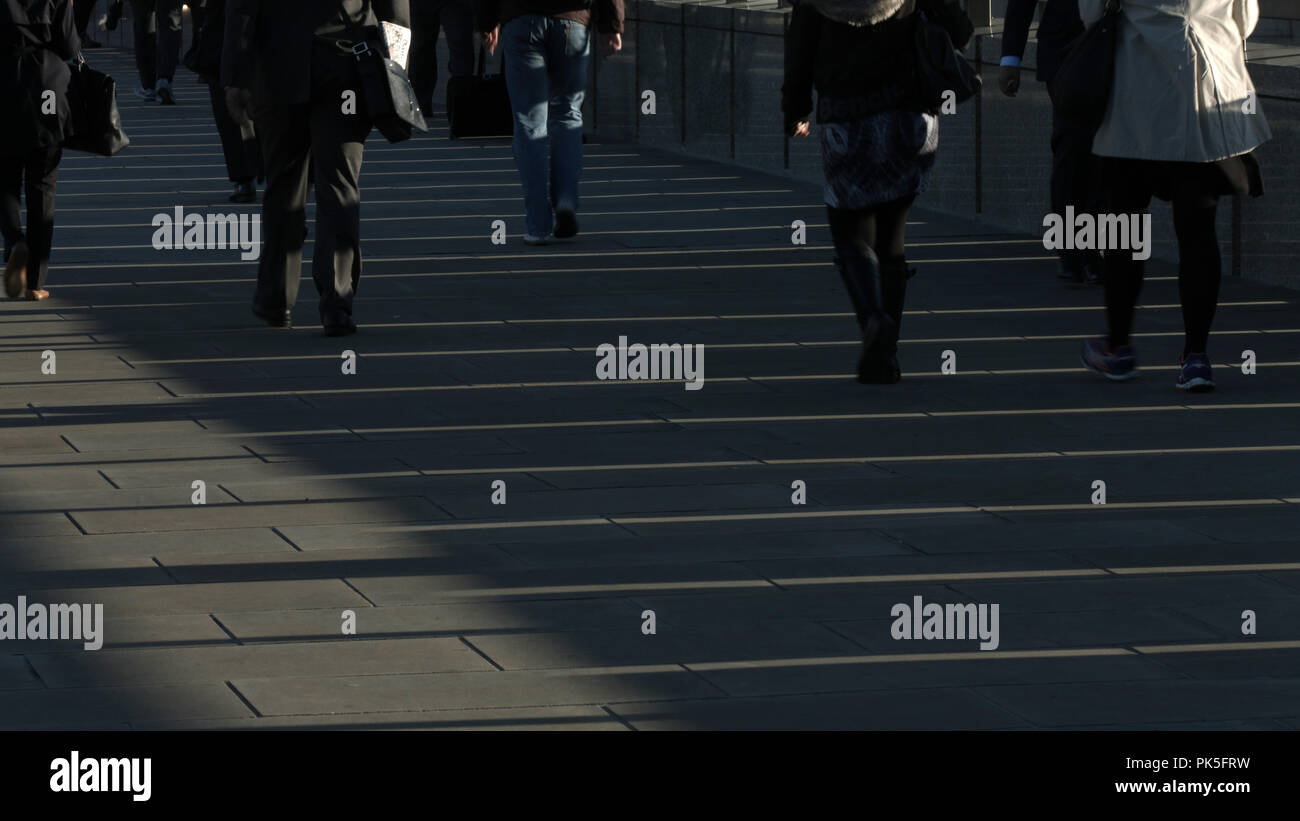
left=1, top=46, right=1299, bottom=730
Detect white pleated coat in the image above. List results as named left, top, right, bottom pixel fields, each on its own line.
left=1079, top=0, right=1272, bottom=161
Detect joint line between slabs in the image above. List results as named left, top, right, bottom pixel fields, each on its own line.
left=458, top=636, right=505, bottom=672
left=225, top=680, right=263, bottom=718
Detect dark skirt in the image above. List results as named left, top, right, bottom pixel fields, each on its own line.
left=1100, top=153, right=1264, bottom=202
left=819, top=106, right=938, bottom=210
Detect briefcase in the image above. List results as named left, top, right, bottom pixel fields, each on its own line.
left=447, top=45, right=513, bottom=140
left=63, top=57, right=130, bottom=157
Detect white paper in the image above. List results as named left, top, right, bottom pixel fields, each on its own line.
left=382, top=21, right=411, bottom=71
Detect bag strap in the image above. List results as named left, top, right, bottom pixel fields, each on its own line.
left=337, top=0, right=385, bottom=58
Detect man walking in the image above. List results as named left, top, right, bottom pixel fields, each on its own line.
left=223, top=0, right=411, bottom=336
left=475, top=0, right=624, bottom=245
left=128, top=0, right=183, bottom=102
left=999, top=0, right=1103, bottom=286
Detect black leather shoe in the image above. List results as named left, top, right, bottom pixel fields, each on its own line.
left=252, top=303, right=291, bottom=328
left=322, top=311, right=357, bottom=336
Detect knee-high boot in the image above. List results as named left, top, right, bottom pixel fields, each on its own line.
left=860, top=259, right=912, bottom=383
left=834, top=252, right=894, bottom=383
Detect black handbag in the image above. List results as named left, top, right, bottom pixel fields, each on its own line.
left=447, top=45, right=513, bottom=139
left=1048, top=0, right=1121, bottom=134
left=341, top=1, right=428, bottom=143
left=912, top=10, right=981, bottom=110
left=62, top=57, right=129, bottom=157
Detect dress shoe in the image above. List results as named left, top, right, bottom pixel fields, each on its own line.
left=4, top=240, right=27, bottom=298
left=156, top=78, right=176, bottom=105
left=252, top=303, right=291, bottom=327
left=323, top=319, right=357, bottom=337
left=229, top=181, right=256, bottom=203
left=322, top=311, right=356, bottom=336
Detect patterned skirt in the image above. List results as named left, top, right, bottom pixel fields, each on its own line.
left=820, top=108, right=939, bottom=210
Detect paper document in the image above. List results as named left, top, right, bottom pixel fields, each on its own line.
left=382, top=21, right=411, bottom=70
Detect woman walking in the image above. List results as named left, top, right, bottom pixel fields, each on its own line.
left=1078, top=0, right=1269, bottom=391
left=1, top=0, right=80, bottom=301
left=783, top=0, right=972, bottom=383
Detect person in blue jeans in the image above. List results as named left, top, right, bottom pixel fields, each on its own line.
left=475, top=0, right=624, bottom=245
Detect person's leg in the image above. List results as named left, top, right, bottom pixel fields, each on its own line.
left=153, top=0, right=183, bottom=97
left=871, top=194, right=915, bottom=376
left=22, top=145, right=61, bottom=293
left=546, top=18, right=590, bottom=232
left=209, top=81, right=251, bottom=183
left=1, top=156, right=26, bottom=298
left=828, top=204, right=893, bottom=382
left=502, top=14, right=553, bottom=240
left=252, top=103, right=312, bottom=320
left=1049, top=99, right=1090, bottom=282
left=1172, top=194, right=1221, bottom=357
left=308, top=45, right=372, bottom=329
left=1100, top=160, right=1152, bottom=350
left=409, top=0, right=441, bottom=113
left=0, top=156, right=22, bottom=253
left=442, top=0, right=478, bottom=79
left=129, top=0, right=158, bottom=90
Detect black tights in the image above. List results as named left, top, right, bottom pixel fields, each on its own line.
left=1104, top=176, right=1221, bottom=357
left=826, top=196, right=913, bottom=270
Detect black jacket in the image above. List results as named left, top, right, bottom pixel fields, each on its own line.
left=0, top=0, right=79, bottom=156
left=782, top=0, right=973, bottom=134
left=1000, top=0, right=1082, bottom=83
left=222, top=0, right=410, bottom=105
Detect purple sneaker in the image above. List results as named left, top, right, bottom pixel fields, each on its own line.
left=1176, top=353, right=1215, bottom=392
left=1081, top=337, right=1137, bottom=381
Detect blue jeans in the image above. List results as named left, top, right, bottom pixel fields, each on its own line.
left=502, top=14, right=590, bottom=238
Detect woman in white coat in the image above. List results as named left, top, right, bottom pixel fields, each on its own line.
left=1079, top=0, right=1269, bottom=391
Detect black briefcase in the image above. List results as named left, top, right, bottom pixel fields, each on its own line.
left=447, top=46, right=513, bottom=139
left=63, top=57, right=130, bottom=157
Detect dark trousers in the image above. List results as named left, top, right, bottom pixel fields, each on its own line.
left=1049, top=94, right=1103, bottom=274
left=129, top=0, right=183, bottom=86
left=409, top=0, right=476, bottom=112
left=1, top=145, right=62, bottom=291
left=1102, top=160, right=1221, bottom=356
left=253, top=43, right=371, bottom=321
left=75, top=0, right=98, bottom=36
left=208, top=82, right=262, bottom=183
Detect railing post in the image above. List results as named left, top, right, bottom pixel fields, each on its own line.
left=974, top=33, right=983, bottom=215
left=634, top=0, right=641, bottom=141
left=782, top=10, right=790, bottom=170
left=680, top=2, right=687, bottom=145
left=729, top=8, right=736, bottom=160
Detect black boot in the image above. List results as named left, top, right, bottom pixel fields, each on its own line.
left=834, top=253, right=894, bottom=383
left=860, top=259, right=911, bottom=383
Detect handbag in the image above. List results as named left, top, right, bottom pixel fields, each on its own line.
left=912, top=10, right=981, bottom=111
left=62, top=57, right=129, bottom=157
left=447, top=45, right=513, bottom=140
left=340, top=0, right=428, bottom=143
left=1048, top=0, right=1121, bottom=134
